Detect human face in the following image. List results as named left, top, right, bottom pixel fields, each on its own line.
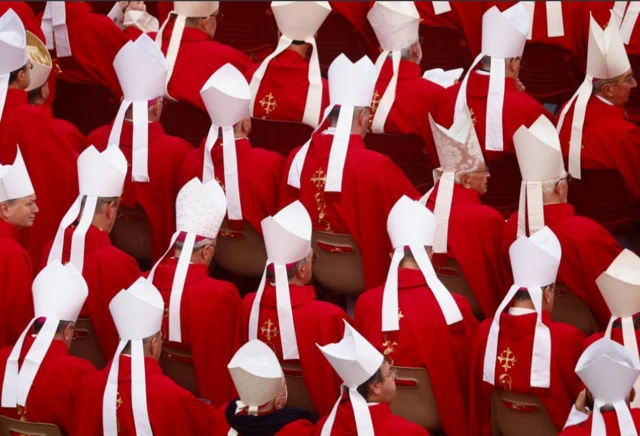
left=463, top=165, right=490, bottom=196
left=609, top=69, right=637, bottom=107
left=1, top=194, right=39, bottom=229
left=377, top=361, right=397, bottom=404
left=201, top=10, right=221, bottom=40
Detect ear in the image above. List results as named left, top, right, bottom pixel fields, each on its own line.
left=153, top=100, right=163, bottom=118
left=242, top=117, right=252, bottom=134
left=632, top=388, right=637, bottom=403
left=64, top=323, right=75, bottom=344
left=358, top=109, right=368, bottom=127
left=0, top=202, right=9, bottom=220
left=369, top=379, right=383, bottom=396
left=39, top=86, right=47, bottom=100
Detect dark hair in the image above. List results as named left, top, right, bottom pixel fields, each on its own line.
left=356, top=366, right=383, bottom=401
left=33, top=318, right=74, bottom=335
left=513, top=284, right=555, bottom=301
left=121, top=332, right=160, bottom=355
left=9, top=64, right=28, bottom=85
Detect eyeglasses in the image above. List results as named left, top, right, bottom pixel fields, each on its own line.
left=382, top=368, right=398, bottom=381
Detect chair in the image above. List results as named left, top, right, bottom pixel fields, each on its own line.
left=390, top=367, right=441, bottom=433
left=568, top=169, right=638, bottom=235
left=419, top=25, right=473, bottom=73
left=0, top=415, right=62, bottom=436
left=281, top=361, right=315, bottom=413
left=519, top=43, right=583, bottom=106
left=433, top=256, right=483, bottom=320
left=51, top=80, right=119, bottom=137
left=214, top=220, right=267, bottom=279
left=551, top=284, right=600, bottom=336
left=311, top=231, right=365, bottom=296
left=483, top=157, right=523, bottom=219
left=316, top=12, right=368, bottom=77
left=160, top=101, right=211, bottom=147
left=491, top=390, right=559, bottom=436
left=159, top=343, right=199, bottom=397
left=69, top=318, right=106, bottom=370
left=364, top=133, right=435, bottom=194
left=110, top=204, right=152, bottom=265
left=248, top=118, right=314, bottom=158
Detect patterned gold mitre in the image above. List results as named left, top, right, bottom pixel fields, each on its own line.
left=26, top=31, right=51, bottom=68
left=428, top=106, right=484, bottom=173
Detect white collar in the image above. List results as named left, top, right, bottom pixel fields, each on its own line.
left=367, top=402, right=379, bottom=406
left=475, top=69, right=491, bottom=76
left=508, top=307, right=537, bottom=316
left=322, top=127, right=336, bottom=135
left=595, top=94, right=615, bottom=106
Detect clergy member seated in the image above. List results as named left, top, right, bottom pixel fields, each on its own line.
left=367, top=2, right=444, bottom=165
left=179, top=64, right=284, bottom=236
left=237, top=201, right=349, bottom=417
left=87, top=35, right=193, bottom=262
left=316, top=321, right=429, bottom=435
left=73, top=277, right=217, bottom=435
left=280, top=54, right=419, bottom=290
left=39, top=146, right=140, bottom=360
left=424, top=107, right=504, bottom=318
left=245, top=2, right=330, bottom=127
left=0, top=147, right=37, bottom=348
left=560, top=339, right=640, bottom=435
left=154, top=1, right=253, bottom=111
left=0, top=262, right=95, bottom=434
left=435, top=4, right=554, bottom=160
left=469, top=227, right=585, bottom=435
left=146, top=178, right=242, bottom=407
left=354, top=196, right=478, bottom=436
left=502, top=115, right=623, bottom=327
left=214, top=339, right=317, bottom=436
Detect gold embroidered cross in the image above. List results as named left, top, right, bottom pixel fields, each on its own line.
left=261, top=319, right=278, bottom=342
left=369, top=90, right=381, bottom=127
left=398, top=310, right=404, bottom=320
left=497, top=347, right=517, bottom=372
left=116, top=392, right=124, bottom=409
left=215, top=176, right=226, bottom=192
left=17, top=405, right=27, bottom=422
left=469, top=108, right=477, bottom=126
left=259, top=92, right=278, bottom=115
left=382, top=335, right=398, bottom=366
left=311, top=168, right=327, bottom=189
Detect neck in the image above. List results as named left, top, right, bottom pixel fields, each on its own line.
left=91, top=215, right=110, bottom=234
left=399, top=260, right=420, bottom=270
left=288, top=277, right=307, bottom=287
left=513, top=300, right=536, bottom=311
left=594, top=92, right=618, bottom=106
left=287, top=43, right=310, bottom=59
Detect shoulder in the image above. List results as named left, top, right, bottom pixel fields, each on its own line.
left=388, top=414, right=430, bottom=434
left=0, top=237, right=28, bottom=257
left=55, top=355, right=97, bottom=374
left=86, top=125, right=111, bottom=145
left=194, top=277, right=240, bottom=299
left=359, top=286, right=384, bottom=305
left=248, top=147, right=286, bottom=165
left=551, top=321, right=586, bottom=344
left=242, top=292, right=258, bottom=308
left=304, top=299, right=348, bottom=319
left=506, top=89, right=546, bottom=109
left=411, top=77, right=445, bottom=95
left=155, top=134, right=193, bottom=153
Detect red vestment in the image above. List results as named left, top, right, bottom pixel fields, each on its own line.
left=72, top=355, right=217, bottom=436
left=501, top=203, right=623, bottom=326
left=354, top=268, right=479, bottom=436
left=435, top=71, right=555, bottom=160
left=179, top=137, right=284, bottom=235
left=279, top=133, right=420, bottom=289
left=580, top=3, right=640, bottom=57
left=36, top=105, right=86, bottom=154
left=315, top=400, right=430, bottom=436
left=469, top=312, right=585, bottom=435
left=371, top=59, right=443, bottom=166
left=0, top=2, right=45, bottom=41
left=426, top=182, right=505, bottom=318
left=39, top=225, right=141, bottom=359
left=87, top=120, right=193, bottom=262
left=151, top=25, right=254, bottom=111
left=147, top=258, right=242, bottom=408
left=328, top=2, right=379, bottom=59
left=213, top=403, right=316, bottom=436
left=0, top=337, right=95, bottom=434
left=560, top=409, right=640, bottom=435
left=237, top=284, right=348, bottom=417
left=0, top=220, right=34, bottom=348
left=559, top=95, right=640, bottom=201
left=244, top=50, right=329, bottom=125
left=0, top=89, right=79, bottom=263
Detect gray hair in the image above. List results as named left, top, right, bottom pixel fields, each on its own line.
left=80, top=196, right=120, bottom=214
left=480, top=56, right=510, bottom=72
left=593, top=76, right=621, bottom=94
left=328, top=106, right=369, bottom=127
left=174, top=237, right=215, bottom=252
left=541, top=170, right=568, bottom=196
left=266, top=257, right=307, bottom=281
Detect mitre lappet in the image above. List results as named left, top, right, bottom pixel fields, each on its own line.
left=41, top=1, right=71, bottom=57
left=0, top=146, right=34, bottom=203
left=0, top=8, right=27, bottom=121
left=25, top=30, right=52, bottom=92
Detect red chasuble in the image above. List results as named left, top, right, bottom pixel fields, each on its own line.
left=279, top=133, right=420, bottom=290
left=0, top=220, right=34, bottom=348
left=37, top=2, right=129, bottom=98
left=244, top=50, right=330, bottom=124
left=315, top=400, right=430, bottom=436
left=560, top=409, right=640, bottom=435
left=214, top=403, right=316, bottom=436
left=559, top=95, right=640, bottom=202
left=580, top=3, right=640, bottom=58
left=179, top=137, right=284, bottom=236
left=371, top=59, right=444, bottom=167
left=354, top=268, right=479, bottom=436
left=151, top=25, right=254, bottom=111
left=39, top=225, right=141, bottom=359
left=237, top=284, right=348, bottom=417
left=0, top=89, right=79, bottom=264
left=501, top=203, right=623, bottom=326
left=469, top=312, right=585, bottom=435
left=435, top=71, right=555, bottom=160
left=0, top=336, right=95, bottom=434
left=87, top=120, right=193, bottom=263
left=426, top=182, right=505, bottom=318
left=147, top=258, right=242, bottom=408
left=72, top=355, right=217, bottom=436
left=328, top=2, right=380, bottom=59
left=35, top=104, right=86, bottom=154
left=0, top=2, right=45, bottom=41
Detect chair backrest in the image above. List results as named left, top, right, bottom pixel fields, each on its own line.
left=316, top=12, right=368, bottom=77
left=248, top=118, right=314, bottom=158
left=51, top=80, right=119, bottom=137
left=519, top=43, right=583, bottom=105
left=551, top=284, right=600, bottom=336
left=491, top=389, right=559, bottom=436
left=364, top=133, right=435, bottom=194
left=214, top=2, right=278, bottom=60
left=482, top=157, right=522, bottom=219
left=110, top=204, right=152, bottom=265
left=159, top=343, right=199, bottom=397
left=281, top=361, right=316, bottom=414
left=214, top=220, right=268, bottom=279
left=0, top=415, right=62, bottom=436
left=69, top=318, right=107, bottom=370
left=568, top=169, right=638, bottom=235
left=419, top=25, right=473, bottom=73
left=160, top=101, right=211, bottom=147
left=389, top=367, right=441, bottom=432
left=311, top=231, right=365, bottom=296
left=433, top=256, right=483, bottom=319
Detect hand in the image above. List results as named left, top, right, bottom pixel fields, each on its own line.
left=119, top=1, right=146, bottom=12
left=516, top=78, right=526, bottom=93
left=575, top=389, right=590, bottom=414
